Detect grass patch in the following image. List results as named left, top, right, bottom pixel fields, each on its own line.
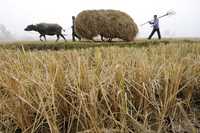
left=0, top=39, right=172, bottom=51
left=0, top=39, right=199, bottom=133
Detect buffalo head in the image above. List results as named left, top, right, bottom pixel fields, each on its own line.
left=24, top=24, right=37, bottom=31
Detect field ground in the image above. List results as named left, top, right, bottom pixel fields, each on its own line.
left=0, top=38, right=199, bottom=51
left=0, top=39, right=199, bottom=133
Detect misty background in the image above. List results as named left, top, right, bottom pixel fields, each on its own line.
left=0, top=0, right=200, bottom=41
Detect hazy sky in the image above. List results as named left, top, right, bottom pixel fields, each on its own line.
left=0, top=0, right=200, bottom=40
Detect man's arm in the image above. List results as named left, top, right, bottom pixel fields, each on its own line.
left=148, top=21, right=154, bottom=25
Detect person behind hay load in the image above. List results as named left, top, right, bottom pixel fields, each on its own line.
left=72, top=16, right=81, bottom=41
left=148, top=15, right=161, bottom=40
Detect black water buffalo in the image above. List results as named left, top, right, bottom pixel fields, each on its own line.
left=24, top=23, right=66, bottom=41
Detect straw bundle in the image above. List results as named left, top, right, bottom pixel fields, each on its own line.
left=75, top=10, right=138, bottom=41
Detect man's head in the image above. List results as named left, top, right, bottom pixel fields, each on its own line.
left=72, top=16, right=75, bottom=20
left=154, top=15, right=157, bottom=19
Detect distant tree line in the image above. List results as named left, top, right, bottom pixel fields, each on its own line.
left=0, top=24, right=14, bottom=41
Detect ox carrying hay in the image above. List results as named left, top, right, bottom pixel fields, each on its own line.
left=75, top=10, right=138, bottom=42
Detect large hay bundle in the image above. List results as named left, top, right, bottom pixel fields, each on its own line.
left=75, top=10, right=138, bottom=41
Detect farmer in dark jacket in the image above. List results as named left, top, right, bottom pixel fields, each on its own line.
left=72, top=16, right=81, bottom=41
left=148, top=15, right=161, bottom=39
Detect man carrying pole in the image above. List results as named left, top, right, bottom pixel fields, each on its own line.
left=140, top=10, right=176, bottom=39
left=72, top=16, right=81, bottom=41
left=148, top=15, right=161, bottom=40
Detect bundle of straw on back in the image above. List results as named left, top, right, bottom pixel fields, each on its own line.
left=75, top=10, right=138, bottom=41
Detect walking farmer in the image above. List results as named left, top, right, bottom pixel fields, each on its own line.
left=72, top=16, right=81, bottom=41
left=148, top=15, right=161, bottom=39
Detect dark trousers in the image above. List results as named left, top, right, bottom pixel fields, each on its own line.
left=148, top=28, right=161, bottom=39
left=72, top=33, right=81, bottom=41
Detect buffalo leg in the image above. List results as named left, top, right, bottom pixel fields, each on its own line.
left=60, top=34, right=66, bottom=41
left=39, top=35, right=43, bottom=41
left=43, top=35, right=47, bottom=41
left=56, top=35, right=60, bottom=42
